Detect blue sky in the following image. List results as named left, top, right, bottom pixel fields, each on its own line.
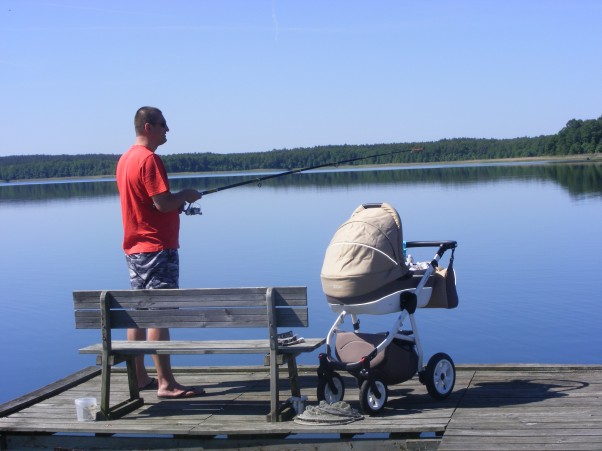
left=2, top=0, right=601, bottom=157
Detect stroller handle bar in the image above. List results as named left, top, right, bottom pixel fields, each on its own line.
left=405, top=240, right=457, bottom=257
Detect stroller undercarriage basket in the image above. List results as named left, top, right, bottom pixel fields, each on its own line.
left=335, top=332, right=418, bottom=385
left=317, top=203, right=458, bottom=415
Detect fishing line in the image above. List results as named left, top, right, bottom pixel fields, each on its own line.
left=184, top=147, right=422, bottom=215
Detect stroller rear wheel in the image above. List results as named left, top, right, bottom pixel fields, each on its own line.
left=423, top=352, right=455, bottom=399
left=359, top=378, right=388, bottom=415
left=317, top=372, right=345, bottom=403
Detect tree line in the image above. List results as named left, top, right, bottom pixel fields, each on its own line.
left=1, top=115, right=601, bottom=182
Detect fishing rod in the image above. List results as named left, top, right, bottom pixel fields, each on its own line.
left=184, top=147, right=423, bottom=215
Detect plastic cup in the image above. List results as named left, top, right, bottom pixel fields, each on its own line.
left=289, top=395, right=307, bottom=414
left=75, top=397, right=98, bottom=421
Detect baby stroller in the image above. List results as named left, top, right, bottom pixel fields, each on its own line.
left=317, top=203, right=458, bottom=415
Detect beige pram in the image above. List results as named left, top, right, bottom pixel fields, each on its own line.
left=317, top=203, right=458, bottom=414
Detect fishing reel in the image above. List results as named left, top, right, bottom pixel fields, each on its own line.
left=184, top=202, right=202, bottom=216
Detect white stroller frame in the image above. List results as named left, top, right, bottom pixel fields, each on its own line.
left=317, top=240, right=457, bottom=415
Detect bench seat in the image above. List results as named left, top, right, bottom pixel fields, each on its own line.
left=80, top=339, right=324, bottom=356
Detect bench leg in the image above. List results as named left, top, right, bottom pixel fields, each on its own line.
left=125, top=357, right=140, bottom=400
left=98, top=352, right=112, bottom=420
left=97, top=355, right=144, bottom=421
left=267, top=350, right=280, bottom=422
left=287, top=355, right=301, bottom=398
left=106, top=357, right=144, bottom=420
left=266, top=354, right=301, bottom=422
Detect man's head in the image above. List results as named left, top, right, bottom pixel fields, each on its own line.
left=134, top=106, right=169, bottom=150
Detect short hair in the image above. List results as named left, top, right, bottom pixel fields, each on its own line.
left=134, top=106, right=163, bottom=135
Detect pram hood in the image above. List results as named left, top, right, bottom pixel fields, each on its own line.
left=321, top=203, right=409, bottom=300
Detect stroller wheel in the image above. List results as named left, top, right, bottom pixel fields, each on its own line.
left=359, top=378, right=388, bottom=415
left=424, top=352, right=455, bottom=400
left=317, top=372, right=345, bottom=403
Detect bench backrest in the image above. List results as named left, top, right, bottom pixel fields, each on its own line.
left=73, top=287, right=308, bottom=330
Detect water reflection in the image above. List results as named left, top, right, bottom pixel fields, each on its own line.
left=2, top=161, right=601, bottom=203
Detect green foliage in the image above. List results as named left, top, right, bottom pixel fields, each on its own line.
left=0, top=154, right=119, bottom=182
left=1, top=116, right=601, bottom=182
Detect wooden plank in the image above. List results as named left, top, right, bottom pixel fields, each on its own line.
left=73, top=287, right=269, bottom=307
left=439, top=439, right=602, bottom=451
left=73, top=287, right=308, bottom=329
left=3, top=434, right=441, bottom=451
left=76, top=300, right=309, bottom=330
left=75, top=307, right=309, bottom=329
left=79, top=338, right=325, bottom=356
left=73, top=287, right=308, bottom=309
left=0, top=366, right=100, bottom=417
left=438, top=365, right=602, bottom=451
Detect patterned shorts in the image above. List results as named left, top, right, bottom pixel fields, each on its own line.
left=125, top=249, right=179, bottom=289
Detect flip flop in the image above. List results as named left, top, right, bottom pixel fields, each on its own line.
left=139, top=378, right=157, bottom=391
left=157, top=387, right=205, bottom=399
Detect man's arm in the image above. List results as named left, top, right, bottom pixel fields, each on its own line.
left=152, top=189, right=202, bottom=213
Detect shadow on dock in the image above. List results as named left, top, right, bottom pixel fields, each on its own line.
left=1, top=364, right=601, bottom=451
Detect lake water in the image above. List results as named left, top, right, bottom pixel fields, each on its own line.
left=1, top=160, right=601, bottom=405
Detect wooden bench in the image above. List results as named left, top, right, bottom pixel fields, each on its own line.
left=73, top=286, right=325, bottom=422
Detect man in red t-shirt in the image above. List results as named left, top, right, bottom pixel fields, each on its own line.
left=116, top=106, right=204, bottom=399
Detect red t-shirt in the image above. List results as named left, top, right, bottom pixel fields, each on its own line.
left=116, top=145, right=179, bottom=254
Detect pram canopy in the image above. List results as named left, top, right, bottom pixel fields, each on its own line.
left=320, top=203, right=409, bottom=302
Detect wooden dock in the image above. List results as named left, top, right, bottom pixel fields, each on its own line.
left=1, top=364, right=601, bottom=450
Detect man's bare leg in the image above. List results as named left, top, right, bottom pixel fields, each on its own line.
left=127, top=328, right=155, bottom=389
left=148, top=327, right=204, bottom=398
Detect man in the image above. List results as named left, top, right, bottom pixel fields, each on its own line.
left=116, top=106, right=204, bottom=399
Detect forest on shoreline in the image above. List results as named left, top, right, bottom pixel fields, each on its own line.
left=1, top=116, right=601, bottom=182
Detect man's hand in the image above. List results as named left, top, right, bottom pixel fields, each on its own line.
left=152, top=189, right=202, bottom=213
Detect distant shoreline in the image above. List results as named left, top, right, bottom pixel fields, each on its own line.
left=2, top=153, right=600, bottom=185
left=338, top=153, right=601, bottom=169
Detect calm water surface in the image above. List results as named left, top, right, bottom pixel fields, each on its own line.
left=1, top=161, right=601, bottom=404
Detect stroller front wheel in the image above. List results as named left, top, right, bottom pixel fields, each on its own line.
left=424, top=352, right=455, bottom=399
left=359, top=378, right=388, bottom=415
left=317, top=372, right=345, bottom=403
